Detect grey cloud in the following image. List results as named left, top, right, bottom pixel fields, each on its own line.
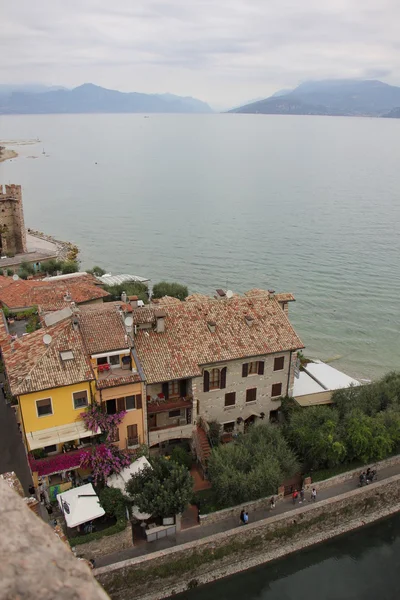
left=1, top=0, right=400, bottom=105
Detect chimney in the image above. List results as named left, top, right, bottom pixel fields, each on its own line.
left=268, top=289, right=275, bottom=299
left=154, top=309, right=166, bottom=333
left=64, top=291, right=72, bottom=302
left=207, top=321, right=216, bottom=333
left=244, top=315, right=254, bottom=327
left=215, top=289, right=226, bottom=300
left=129, top=295, right=138, bottom=309
left=72, top=317, right=79, bottom=332
left=121, top=291, right=127, bottom=304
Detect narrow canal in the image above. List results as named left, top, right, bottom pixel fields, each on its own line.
left=175, top=513, right=400, bottom=600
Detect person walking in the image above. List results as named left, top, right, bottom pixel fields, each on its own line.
left=243, top=511, right=249, bottom=524
left=240, top=509, right=246, bottom=525
left=311, top=488, right=317, bottom=502
left=270, top=496, right=276, bottom=510
left=292, top=489, right=298, bottom=505
left=300, top=487, right=305, bottom=504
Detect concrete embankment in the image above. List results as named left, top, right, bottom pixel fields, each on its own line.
left=95, top=473, right=400, bottom=600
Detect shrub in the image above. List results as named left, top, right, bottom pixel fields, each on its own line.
left=99, top=487, right=127, bottom=521
left=19, top=260, right=35, bottom=275
left=87, top=265, right=106, bottom=276
left=103, top=281, right=148, bottom=304
left=152, top=281, right=188, bottom=301
left=61, top=260, right=79, bottom=274
left=72, top=519, right=126, bottom=546
left=170, top=445, right=192, bottom=470
left=39, top=259, right=62, bottom=276
left=208, top=424, right=298, bottom=507
left=207, top=420, right=221, bottom=447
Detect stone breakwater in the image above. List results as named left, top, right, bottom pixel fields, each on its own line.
left=95, top=474, right=400, bottom=600
left=27, top=229, right=79, bottom=262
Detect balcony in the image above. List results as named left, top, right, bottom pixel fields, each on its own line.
left=126, top=436, right=140, bottom=449
left=28, top=448, right=88, bottom=477
left=95, top=365, right=141, bottom=389
left=149, top=423, right=194, bottom=446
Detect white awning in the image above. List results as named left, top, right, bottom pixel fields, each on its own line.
left=107, top=456, right=151, bottom=495
left=26, top=421, right=101, bottom=451
left=57, top=483, right=105, bottom=528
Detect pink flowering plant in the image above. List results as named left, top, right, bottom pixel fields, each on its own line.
left=81, top=403, right=126, bottom=442
left=80, top=443, right=131, bottom=485
left=29, top=449, right=87, bottom=477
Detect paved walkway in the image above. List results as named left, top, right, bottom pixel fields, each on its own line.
left=0, top=391, right=33, bottom=495
left=95, top=462, right=400, bottom=568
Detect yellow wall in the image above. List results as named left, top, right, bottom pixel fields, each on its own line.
left=19, top=381, right=93, bottom=434
left=95, top=382, right=146, bottom=450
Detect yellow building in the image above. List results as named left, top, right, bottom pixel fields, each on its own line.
left=2, top=315, right=98, bottom=488
left=78, top=304, right=147, bottom=450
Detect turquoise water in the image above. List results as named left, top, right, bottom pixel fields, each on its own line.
left=1, top=114, right=400, bottom=379
left=175, top=514, right=400, bottom=600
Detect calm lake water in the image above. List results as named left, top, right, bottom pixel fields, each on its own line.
left=1, top=114, right=399, bottom=379
left=175, top=514, right=400, bottom=600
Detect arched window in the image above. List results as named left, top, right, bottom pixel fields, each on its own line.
left=210, top=368, right=220, bottom=389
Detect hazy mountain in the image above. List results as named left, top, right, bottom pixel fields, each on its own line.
left=382, top=107, right=400, bottom=118
left=0, top=83, right=212, bottom=114
left=230, top=79, right=400, bottom=117
left=0, top=84, right=66, bottom=97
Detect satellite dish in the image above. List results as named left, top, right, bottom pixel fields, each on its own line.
left=226, top=290, right=233, bottom=299
left=43, top=334, right=52, bottom=346
left=124, top=316, right=134, bottom=327
left=12, top=274, right=19, bottom=281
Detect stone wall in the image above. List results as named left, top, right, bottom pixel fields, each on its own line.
left=95, top=474, right=400, bottom=600
left=0, top=184, right=27, bottom=255
left=196, top=351, right=292, bottom=429
left=75, top=523, right=133, bottom=561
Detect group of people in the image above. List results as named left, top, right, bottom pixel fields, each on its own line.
left=239, top=485, right=318, bottom=525
left=359, top=468, right=377, bottom=487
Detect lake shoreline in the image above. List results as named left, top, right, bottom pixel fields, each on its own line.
left=0, top=147, right=18, bottom=162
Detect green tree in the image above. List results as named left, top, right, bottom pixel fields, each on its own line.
left=125, top=456, right=193, bottom=518
left=61, top=260, right=79, bottom=274
left=342, top=410, right=394, bottom=463
left=99, top=487, right=127, bottom=521
left=170, top=445, right=192, bottom=470
left=152, top=281, right=188, bottom=301
left=87, top=265, right=107, bottom=276
left=285, top=406, right=346, bottom=470
left=280, top=395, right=301, bottom=424
left=19, top=260, right=35, bottom=275
left=207, top=424, right=298, bottom=507
left=103, top=281, right=148, bottom=304
left=39, top=259, right=62, bottom=276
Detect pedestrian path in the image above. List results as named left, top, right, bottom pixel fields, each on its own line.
left=95, top=462, right=400, bottom=568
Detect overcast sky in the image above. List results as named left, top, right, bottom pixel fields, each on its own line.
left=1, top=0, right=399, bottom=108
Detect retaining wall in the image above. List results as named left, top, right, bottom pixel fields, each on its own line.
left=75, top=524, right=133, bottom=561
left=95, top=473, right=400, bottom=600
left=199, top=453, right=400, bottom=525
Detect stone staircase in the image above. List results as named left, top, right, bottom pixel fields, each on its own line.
left=194, top=425, right=212, bottom=465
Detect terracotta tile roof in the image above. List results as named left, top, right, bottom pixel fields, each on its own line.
left=131, top=307, right=156, bottom=325
left=96, top=373, right=142, bottom=389
left=78, top=305, right=129, bottom=355
left=133, top=291, right=304, bottom=384
left=275, top=293, right=296, bottom=303
left=0, top=275, right=109, bottom=312
left=2, top=318, right=94, bottom=396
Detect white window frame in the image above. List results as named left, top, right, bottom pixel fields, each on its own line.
left=72, top=389, right=89, bottom=410
left=36, top=397, right=53, bottom=418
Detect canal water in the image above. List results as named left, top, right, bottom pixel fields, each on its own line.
left=175, top=514, right=400, bottom=600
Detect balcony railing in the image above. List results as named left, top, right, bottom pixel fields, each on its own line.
left=148, top=423, right=194, bottom=446
left=126, top=436, right=139, bottom=449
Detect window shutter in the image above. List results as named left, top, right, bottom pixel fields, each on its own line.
left=220, top=367, right=227, bottom=389
left=101, top=402, right=106, bottom=413
left=203, top=370, right=210, bottom=392
left=127, top=424, right=138, bottom=438
left=180, top=379, right=187, bottom=397
left=136, top=394, right=142, bottom=409
left=117, top=398, right=125, bottom=412
left=162, top=382, right=169, bottom=399
left=224, top=392, right=236, bottom=407
left=242, top=363, right=249, bottom=378
left=258, top=361, right=265, bottom=375
left=246, top=388, right=257, bottom=402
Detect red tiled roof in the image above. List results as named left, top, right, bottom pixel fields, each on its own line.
left=96, top=373, right=142, bottom=389
left=133, top=290, right=304, bottom=384
left=2, top=318, right=94, bottom=396
left=0, top=275, right=109, bottom=312
left=78, top=305, right=129, bottom=355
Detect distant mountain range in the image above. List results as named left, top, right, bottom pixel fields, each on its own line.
left=229, top=80, right=400, bottom=118
left=0, top=83, right=212, bottom=114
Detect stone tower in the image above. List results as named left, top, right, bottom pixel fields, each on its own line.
left=0, top=184, right=27, bottom=256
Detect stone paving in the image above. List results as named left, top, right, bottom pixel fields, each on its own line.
left=95, top=462, right=400, bottom=568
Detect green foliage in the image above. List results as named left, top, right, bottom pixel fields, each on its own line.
left=103, top=281, right=148, bottom=304
left=17, top=269, right=30, bottom=280
left=99, top=487, right=127, bottom=521
left=170, top=445, right=193, bottom=470
left=208, top=424, right=298, bottom=507
left=285, top=406, right=346, bottom=470
left=152, top=281, right=188, bottom=301
left=32, top=448, right=46, bottom=459
left=19, top=260, right=35, bottom=275
left=342, top=410, right=394, bottom=463
left=280, top=395, right=301, bottom=424
left=25, top=314, right=41, bottom=333
left=61, top=260, right=79, bottom=274
left=125, top=455, right=193, bottom=518
left=87, top=265, right=107, bottom=276
left=207, top=420, right=221, bottom=447
left=72, top=519, right=126, bottom=546
left=39, top=259, right=62, bottom=275
left=6, top=269, right=14, bottom=277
